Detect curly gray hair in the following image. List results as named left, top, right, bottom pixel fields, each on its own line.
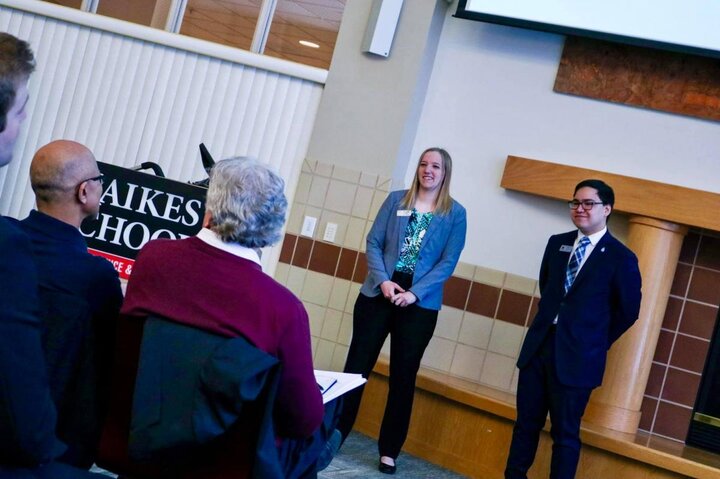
left=205, top=157, right=287, bottom=248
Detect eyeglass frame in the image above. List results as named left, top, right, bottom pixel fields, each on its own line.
left=567, top=199, right=604, bottom=210
left=77, top=174, right=104, bottom=188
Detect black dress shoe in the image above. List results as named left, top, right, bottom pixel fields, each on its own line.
left=378, top=461, right=396, bottom=474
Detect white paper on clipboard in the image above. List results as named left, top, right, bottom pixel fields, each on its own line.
left=314, top=370, right=367, bottom=404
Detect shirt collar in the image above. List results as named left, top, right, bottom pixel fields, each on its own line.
left=577, top=227, right=607, bottom=246
left=196, top=228, right=262, bottom=267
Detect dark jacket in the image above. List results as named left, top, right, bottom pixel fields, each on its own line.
left=129, top=316, right=284, bottom=478
left=0, top=217, right=65, bottom=466
left=99, top=316, right=287, bottom=479
left=517, top=230, right=642, bottom=388
left=20, top=210, right=122, bottom=468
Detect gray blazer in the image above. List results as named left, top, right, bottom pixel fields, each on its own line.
left=360, top=190, right=467, bottom=310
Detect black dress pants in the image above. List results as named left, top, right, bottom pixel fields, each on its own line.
left=505, top=327, right=592, bottom=479
left=337, top=289, right=437, bottom=459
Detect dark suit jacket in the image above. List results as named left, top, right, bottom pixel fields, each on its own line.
left=0, top=217, right=65, bottom=466
left=19, top=211, right=122, bottom=326
left=20, top=210, right=123, bottom=468
left=129, top=316, right=283, bottom=478
left=517, top=230, right=642, bottom=388
left=100, top=315, right=295, bottom=479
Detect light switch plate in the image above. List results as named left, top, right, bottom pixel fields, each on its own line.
left=301, top=216, right=317, bottom=237
left=323, top=222, right=338, bottom=242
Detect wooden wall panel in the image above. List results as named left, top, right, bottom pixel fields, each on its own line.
left=555, top=36, right=720, bottom=123
left=353, top=367, right=719, bottom=478
left=501, top=156, right=720, bottom=232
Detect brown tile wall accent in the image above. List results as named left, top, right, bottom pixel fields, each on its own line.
left=653, top=330, right=673, bottom=364
left=646, top=363, right=665, bottom=397
left=278, top=233, right=522, bottom=324
left=679, top=302, right=718, bottom=339
left=641, top=230, right=720, bottom=443
left=696, top=236, right=720, bottom=269
left=308, top=241, right=341, bottom=276
left=336, top=249, right=358, bottom=281
left=467, top=283, right=501, bottom=318
left=670, top=263, right=691, bottom=296
left=662, top=297, right=682, bottom=330
left=670, top=335, right=710, bottom=372
left=688, top=268, right=720, bottom=304
left=292, top=237, right=312, bottom=269
left=529, top=297, right=540, bottom=323
left=679, top=234, right=699, bottom=263
left=496, top=290, right=532, bottom=327
left=279, top=233, right=296, bottom=264
left=639, top=397, right=658, bottom=431
left=443, top=276, right=471, bottom=310
left=352, top=253, right=368, bottom=283
left=661, top=368, right=701, bottom=406
left=654, top=402, right=693, bottom=441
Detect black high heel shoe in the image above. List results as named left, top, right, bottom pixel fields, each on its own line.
left=378, top=461, right=396, bottom=475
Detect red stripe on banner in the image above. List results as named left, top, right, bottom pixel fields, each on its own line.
left=88, top=249, right=135, bottom=279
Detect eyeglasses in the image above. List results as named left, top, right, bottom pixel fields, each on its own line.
left=568, top=199, right=604, bottom=210
left=78, top=174, right=104, bottom=187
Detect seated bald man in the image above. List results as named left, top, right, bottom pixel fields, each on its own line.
left=20, top=140, right=123, bottom=469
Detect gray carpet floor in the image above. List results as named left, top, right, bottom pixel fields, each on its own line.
left=91, top=431, right=468, bottom=478
left=320, top=432, right=468, bottom=478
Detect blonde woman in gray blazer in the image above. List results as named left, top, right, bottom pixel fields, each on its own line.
left=336, top=147, right=467, bottom=475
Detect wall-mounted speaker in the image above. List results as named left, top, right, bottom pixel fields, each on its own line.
left=361, top=0, right=404, bottom=58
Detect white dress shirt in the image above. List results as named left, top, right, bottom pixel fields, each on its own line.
left=553, top=227, right=607, bottom=324
left=196, top=227, right=262, bottom=267
left=570, top=226, right=607, bottom=275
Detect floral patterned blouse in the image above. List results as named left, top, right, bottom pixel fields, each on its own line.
left=394, top=209, right=434, bottom=274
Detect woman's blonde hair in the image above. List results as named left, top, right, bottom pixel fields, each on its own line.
left=400, top=147, right=453, bottom=215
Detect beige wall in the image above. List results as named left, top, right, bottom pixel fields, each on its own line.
left=306, top=0, right=448, bottom=180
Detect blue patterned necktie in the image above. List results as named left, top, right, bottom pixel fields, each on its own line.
left=564, top=236, right=591, bottom=293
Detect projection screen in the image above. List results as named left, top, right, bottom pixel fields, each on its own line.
left=455, top=0, right=720, bottom=58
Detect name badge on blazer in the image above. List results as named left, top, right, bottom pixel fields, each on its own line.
left=559, top=244, right=573, bottom=252
left=396, top=209, right=412, bottom=217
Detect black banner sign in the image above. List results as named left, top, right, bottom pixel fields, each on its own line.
left=80, top=162, right=207, bottom=278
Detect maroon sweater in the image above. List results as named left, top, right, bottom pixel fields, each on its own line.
left=123, top=237, right=322, bottom=435
left=99, top=237, right=322, bottom=478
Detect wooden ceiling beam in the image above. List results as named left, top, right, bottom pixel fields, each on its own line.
left=500, top=155, right=720, bottom=231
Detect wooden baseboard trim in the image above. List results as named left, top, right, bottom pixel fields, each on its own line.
left=354, top=360, right=720, bottom=479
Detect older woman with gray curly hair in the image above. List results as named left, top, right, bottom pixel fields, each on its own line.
left=204, top=157, right=287, bottom=248
left=100, top=158, right=326, bottom=478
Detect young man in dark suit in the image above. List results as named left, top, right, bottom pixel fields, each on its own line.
left=505, top=179, right=642, bottom=479
left=0, top=33, right=101, bottom=478
left=0, top=31, right=61, bottom=467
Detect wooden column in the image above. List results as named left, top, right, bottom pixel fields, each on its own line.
left=583, top=216, right=687, bottom=433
